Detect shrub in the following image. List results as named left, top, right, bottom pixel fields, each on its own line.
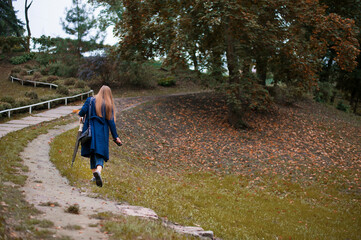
left=314, top=82, right=335, bottom=103
left=78, top=55, right=107, bottom=81
left=224, top=73, right=274, bottom=113
left=158, top=76, right=176, bottom=87
left=32, top=72, right=42, bottom=80
left=336, top=101, right=350, bottom=112
left=48, top=62, right=77, bottom=78
left=118, top=61, right=156, bottom=88
left=74, top=80, right=86, bottom=89
left=11, top=67, right=22, bottom=73
left=1, top=96, right=15, bottom=105
left=10, top=73, right=19, bottom=79
left=47, top=62, right=61, bottom=76
left=25, top=91, right=38, bottom=100
left=35, top=53, right=54, bottom=66
left=47, top=75, right=58, bottom=82
left=0, top=102, right=12, bottom=111
left=16, top=98, right=29, bottom=107
left=64, top=78, right=76, bottom=86
left=56, top=85, right=69, bottom=95
left=270, top=85, right=305, bottom=105
left=79, top=58, right=156, bottom=88
left=19, top=69, right=28, bottom=76
left=40, top=66, right=49, bottom=75
left=10, top=52, right=35, bottom=65
left=57, top=65, right=77, bottom=78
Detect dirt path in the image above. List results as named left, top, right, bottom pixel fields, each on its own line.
left=19, top=95, right=214, bottom=240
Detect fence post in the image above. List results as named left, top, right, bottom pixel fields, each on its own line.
left=65, top=98, right=68, bottom=105
left=48, top=102, right=50, bottom=109
left=29, top=106, right=32, bottom=114
left=11, top=77, right=13, bottom=83
left=21, top=80, right=24, bottom=86
left=8, top=111, right=11, bottom=118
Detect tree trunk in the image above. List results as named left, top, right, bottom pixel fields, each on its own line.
left=256, top=56, right=267, bottom=85
left=190, top=49, right=198, bottom=73
left=225, top=25, right=238, bottom=83
left=76, top=0, right=82, bottom=58
left=349, top=87, right=356, bottom=111
left=353, top=95, right=359, bottom=114
left=25, top=0, right=33, bottom=52
left=210, top=47, right=223, bottom=81
left=242, top=63, right=250, bottom=75
left=224, top=21, right=248, bottom=128
left=320, top=54, right=334, bottom=82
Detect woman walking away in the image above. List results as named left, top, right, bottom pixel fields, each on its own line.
left=78, top=85, right=122, bottom=187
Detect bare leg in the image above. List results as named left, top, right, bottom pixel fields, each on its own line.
left=91, top=165, right=103, bottom=173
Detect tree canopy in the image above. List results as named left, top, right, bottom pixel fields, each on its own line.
left=92, top=0, right=359, bottom=122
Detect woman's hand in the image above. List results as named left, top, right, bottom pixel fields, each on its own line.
left=114, top=137, right=122, bottom=146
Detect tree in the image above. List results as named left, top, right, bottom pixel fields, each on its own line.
left=0, top=0, right=24, bottom=37
left=319, top=0, right=361, bottom=113
left=61, top=0, right=104, bottom=57
left=94, top=0, right=359, bottom=124
left=25, top=0, right=33, bottom=51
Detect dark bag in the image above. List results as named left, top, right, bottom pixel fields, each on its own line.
left=79, top=98, right=93, bottom=145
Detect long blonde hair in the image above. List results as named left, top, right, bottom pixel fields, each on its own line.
left=95, top=85, right=116, bottom=121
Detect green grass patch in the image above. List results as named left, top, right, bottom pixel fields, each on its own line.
left=65, top=204, right=80, bottom=214
left=64, top=224, right=83, bottom=230
left=50, top=95, right=361, bottom=239
left=91, top=212, right=198, bottom=240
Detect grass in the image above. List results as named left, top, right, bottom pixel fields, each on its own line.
left=0, top=62, right=90, bottom=123
left=64, top=224, right=83, bottom=230
left=0, top=114, right=77, bottom=239
left=111, top=84, right=207, bottom=98
left=50, top=93, right=361, bottom=239
left=0, top=62, right=54, bottom=101
left=91, top=212, right=198, bottom=240
left=0, top=77, right=55, bottom=102
left=65, top=204, right=80, bottom=214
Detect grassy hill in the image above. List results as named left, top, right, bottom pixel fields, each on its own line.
left=51, top=92, right=361, bottom=239
left=0, top=61, right=54, bottom=101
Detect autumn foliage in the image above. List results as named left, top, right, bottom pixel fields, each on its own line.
left=94, top=0, right=360, bottom=122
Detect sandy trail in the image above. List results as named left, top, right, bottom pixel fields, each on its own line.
left=19, top=96, right=214, bottom=240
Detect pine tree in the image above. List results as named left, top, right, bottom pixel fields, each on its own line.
left=61, top=0, right=103, bottom=56
left=0, top=0, right=24, bottom=36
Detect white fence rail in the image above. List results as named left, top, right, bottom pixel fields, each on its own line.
left=0, top=90, right=93, bottom=118
left=11, top=76, right=58, bottom=89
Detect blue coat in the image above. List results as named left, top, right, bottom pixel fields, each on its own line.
left=78, top=97, right=118, bottom=161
